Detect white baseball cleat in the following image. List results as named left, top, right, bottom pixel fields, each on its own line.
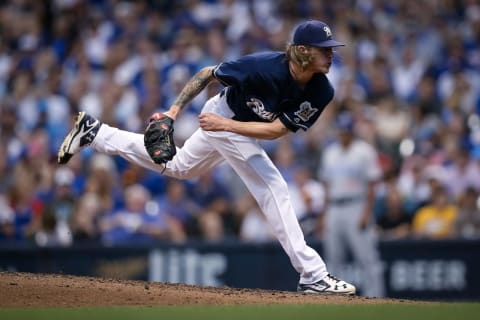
left=297, top=273, right=356, bottom=295
left=57, top=111, right=101, bottom=165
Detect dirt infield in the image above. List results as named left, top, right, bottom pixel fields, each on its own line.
left=0, top=272, right=411, bottom=307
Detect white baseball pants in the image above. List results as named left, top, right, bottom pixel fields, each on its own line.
left=91, top=92, right=328, bottom=284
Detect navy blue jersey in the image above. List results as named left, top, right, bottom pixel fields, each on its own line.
left=212, top=51, right=334, bottom=132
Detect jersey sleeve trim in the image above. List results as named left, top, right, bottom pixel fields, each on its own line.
left=279, top=114, right=307, bottom=132
left=212, top=64, right=230, bottom=86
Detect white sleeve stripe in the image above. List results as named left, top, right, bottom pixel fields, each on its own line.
left=212, top=64, right=230, bottom=86
left=213, top=64, right=221, bottom=76
left=283, top=113, right=308, bottom=130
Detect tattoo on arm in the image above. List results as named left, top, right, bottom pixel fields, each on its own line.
left=173, top=67, right=214, bottom=110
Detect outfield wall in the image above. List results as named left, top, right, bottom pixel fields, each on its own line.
left=1, top=239, right=479, bottom=300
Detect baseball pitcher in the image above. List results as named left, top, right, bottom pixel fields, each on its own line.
left=58, top=20, right=356, bottom=295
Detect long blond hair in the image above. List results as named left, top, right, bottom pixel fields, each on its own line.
left=285, top=44, right=314, bottom=70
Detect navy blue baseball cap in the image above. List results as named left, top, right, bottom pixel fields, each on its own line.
left=293, top=20, right=345, bottom=48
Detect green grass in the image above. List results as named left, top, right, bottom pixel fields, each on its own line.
left=1, top=303, right=479, bottom=320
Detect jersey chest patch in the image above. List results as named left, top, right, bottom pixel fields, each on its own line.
left=294, top=101, right=318, bottom=122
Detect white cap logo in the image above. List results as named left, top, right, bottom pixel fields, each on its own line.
left=323, top=26, right=332, bottom=37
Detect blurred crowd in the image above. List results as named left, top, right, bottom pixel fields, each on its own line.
left=1, top=0, right=480, bottom=247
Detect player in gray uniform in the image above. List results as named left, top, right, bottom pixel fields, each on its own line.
left=319, top=112, right=385, bottom=297
left=57, top=20, right=356, bottom=294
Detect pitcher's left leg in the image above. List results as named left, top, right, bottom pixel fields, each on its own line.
left=205, top=131, right=326, bottom=283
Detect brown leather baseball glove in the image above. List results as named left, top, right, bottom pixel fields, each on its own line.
left=144, top=113, right=176, bottom=164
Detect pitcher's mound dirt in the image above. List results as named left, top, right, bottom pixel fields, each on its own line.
left=0, top=272, right=410, bottom=307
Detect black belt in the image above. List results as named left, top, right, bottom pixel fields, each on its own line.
left=329, top=196, right=363, bottom=206
left=220, top=88, right=227, bottom=97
